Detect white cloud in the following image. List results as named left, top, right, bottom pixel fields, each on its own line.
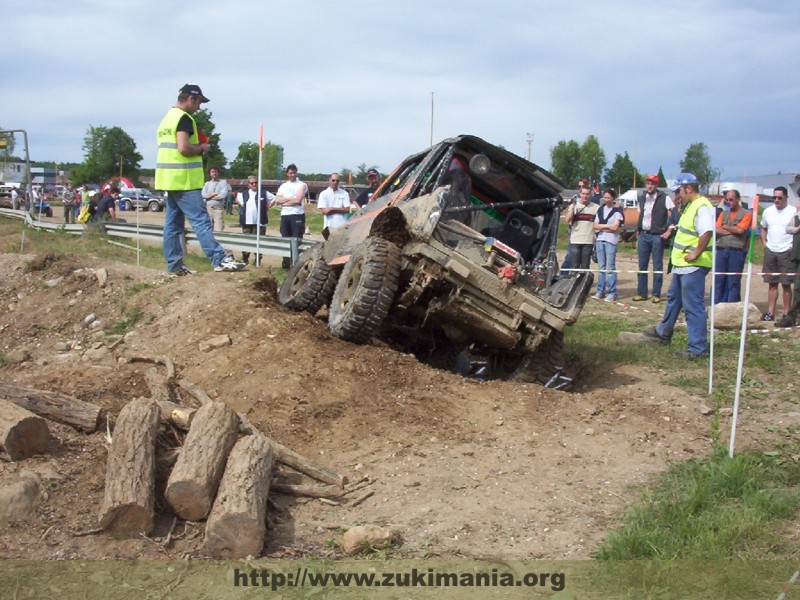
left=2, top=0, right=798, bottom=180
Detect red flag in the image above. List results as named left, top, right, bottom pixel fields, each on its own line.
left=197, top=129, right=209, bottom=144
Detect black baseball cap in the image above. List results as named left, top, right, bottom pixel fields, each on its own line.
left=179, top=84, right=209, bottom=103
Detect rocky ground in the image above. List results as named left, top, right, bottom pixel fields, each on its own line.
left=0, top=220, right=797, bottom=561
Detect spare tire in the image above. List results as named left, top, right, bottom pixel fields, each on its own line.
left=278, top=243, right=337, bottom=314
left=328, top=237, right=401, bottom=344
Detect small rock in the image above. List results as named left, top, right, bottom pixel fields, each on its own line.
left=82, top=346, right=112, bottom=363
left=95, top=267, right=108, bottom=288
left=45, top=276, right=64, bottom=288
left=6, top=349, right=31, bottom=364
left=341, top=525, right=394, bottom=555
left=699, top=404, right=714, bottom=416
left=199, top=334, right=232, bottom=353
left=83, top=313, right=97, bottom=327
left=584, top=427, right=595, bottom=435
left=54, top=342, right=69, bottom=352
left=0, top=474, right=41, bottom=523
left=90, top=320, right=103, bottom=329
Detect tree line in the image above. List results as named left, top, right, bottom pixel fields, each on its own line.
left=1, top=114, right=380, bottom=188
left=549, top=135, right=720, bottom=192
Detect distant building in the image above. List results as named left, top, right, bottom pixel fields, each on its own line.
left=709, top=173, right=799, bottom=207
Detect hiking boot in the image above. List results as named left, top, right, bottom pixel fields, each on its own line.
left=775, top=315, right=795, bottom=328
left=651, top=296, right=661, bottom=304
left=214, top=256, right=247, bottom=272
left=171, top=264, right=195, bottom=276
left=632, top=295, right=648, bottom=301
left=642, top=328, right=670, bottom=345
left=761, top=313, right=774, bottom=322
left=674, top=350, right=703, bottom=361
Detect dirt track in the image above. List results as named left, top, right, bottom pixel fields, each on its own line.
left=0, top=220, right=793, bottom=561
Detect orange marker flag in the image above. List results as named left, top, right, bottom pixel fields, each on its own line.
left=258, top=124, right=263, bottom=151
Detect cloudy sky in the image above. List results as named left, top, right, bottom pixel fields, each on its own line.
left=3, top=0, right=798, bottom=181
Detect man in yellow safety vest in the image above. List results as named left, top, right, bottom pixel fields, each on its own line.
left=642, top=173, right=714, bottom=359
left=155, top=84, right=245, bottom=275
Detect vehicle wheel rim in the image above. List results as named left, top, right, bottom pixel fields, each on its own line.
left=289, top=259, right=314, bottom=295
left=337, top=258, right=363, bottom=312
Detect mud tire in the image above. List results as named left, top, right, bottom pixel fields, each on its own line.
left=495, top=330, right=566, bottom=385
left=328, top=237, right=401, bottom=344
left=278, top=243, right=338, bottom=314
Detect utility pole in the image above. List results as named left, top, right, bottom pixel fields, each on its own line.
left=526, top=133, right=534, bottom=161
left=429, top=92, right=435, bottom=147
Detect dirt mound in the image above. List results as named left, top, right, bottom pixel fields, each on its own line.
left=0, top=252, right=722, bottom=559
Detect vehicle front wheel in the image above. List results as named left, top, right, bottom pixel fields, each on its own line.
left=45, top=208, right=53, bottom=218
left=492, top=330, right=567, bottom=385
left=278, top=243, right=338, bottom=314
left=148, top=201, right=161, bottom=212
left=328, top=237, right=401, bottom=344
left=122, top=200, right=133, bottom=211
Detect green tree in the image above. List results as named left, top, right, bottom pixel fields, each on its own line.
left=0, top=128, right=16, bottom=157
left=680, top=142, right=720, bottom=189
left=70, top=125, right=142, bottom=185
left=229, top=141, right=283, bottom=179
left=550, top=140, right=582, bottom=187
left=578, top=135, right=606, bottom=186
left=604, top=152, right=643, bottom=194
left=193, top=109, right=227, bottom=172
left=656, top=166, right=666, bottom=188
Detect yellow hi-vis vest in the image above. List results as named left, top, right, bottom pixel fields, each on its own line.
left=671, top=195, right=714, bottom=268
left=155, top=107, right=204, bottom=191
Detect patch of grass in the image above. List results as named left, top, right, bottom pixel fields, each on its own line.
left=125, top=282, right=157, bottom=296
left=0, top=353, right=8, bottom=366
left=108, top=307, right=143, bottom=335
left=595, top=448, right=800, bottom=561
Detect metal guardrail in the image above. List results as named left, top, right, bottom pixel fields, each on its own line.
left=0, top=208, right=315, bottom=264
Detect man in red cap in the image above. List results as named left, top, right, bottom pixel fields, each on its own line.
left=633, top=174, right=674, bottom=302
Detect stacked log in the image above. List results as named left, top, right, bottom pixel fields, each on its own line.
left=205, top=432, right=274, bottom=558
left=164, top=402, right=239, bottom=521
left=97, top=398, right=160, bottom=537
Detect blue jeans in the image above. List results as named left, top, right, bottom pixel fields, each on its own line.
left=595, top=241, right=618, bottom=297
left=637, top=232, right=665, bottom=297
left=163, top=189, right=226, bottom=272
left=714, top=247, right=746, bottom=303
left=656, top=267, right=710, bottom=355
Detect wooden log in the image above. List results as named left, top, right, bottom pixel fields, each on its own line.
left=98, top=398, right=160, bottom=538
left=0, top=399, right=50, bottom=461
left=157, top=401, right=196, bottom=430
left=204, top=432, right=274, bottom=558
left=165, top=401, right=239, bottom=521
left=144, top=367, right=174, bottom=403
left=176, top=379, right=213, bottom=406
left=270, top=482, right=344, bottom=499
left=267, top=437, right=348, bottom=488
left=0, top=382, right=104, bottom=432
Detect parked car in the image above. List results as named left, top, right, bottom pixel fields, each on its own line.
left=118, top=188, right=164, bottom=212
left=278, top=134, right=592, bottom=384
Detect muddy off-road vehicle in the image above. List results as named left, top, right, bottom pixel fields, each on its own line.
left=279, top=135, right=593, bottom=384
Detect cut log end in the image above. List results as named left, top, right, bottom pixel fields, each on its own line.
left=0, top=400, right=50, bottom=461
left=98, top=504, right=154, bottom=538
left=205, top=514, right=264, bottom=559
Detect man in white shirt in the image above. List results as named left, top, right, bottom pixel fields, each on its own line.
left=760, top=186, right=797, bottom=321
left=272, top=163, right=308, bottom=268
left=317, top=172, right=356, bottom=230
left=236, top=176, right=274, bottom=265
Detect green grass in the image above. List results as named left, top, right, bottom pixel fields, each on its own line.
left=108, top=307, right=143, bottom=335
left=595, top=448, right=800, bottom=561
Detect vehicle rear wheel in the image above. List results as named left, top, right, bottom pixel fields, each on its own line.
left=278, top=243, right=338, bottom=314
left=148, top=201, right=161, bottom=212
left=328, top=237, right=401, bottom=344
left=493, top=330, right=566, bottom=385
left=45, top=208, right=53, bottom=218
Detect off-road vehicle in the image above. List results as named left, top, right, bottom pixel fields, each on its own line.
left=279, top=135, right=592, bottom=384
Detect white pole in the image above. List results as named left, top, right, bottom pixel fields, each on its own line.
left=708, top=210, right=717, bottom=396
left=256, top=125, right=264, bottom=267
left=729, top=195, right=759, bottom=458
left=135, top=191, right=141, bottom=267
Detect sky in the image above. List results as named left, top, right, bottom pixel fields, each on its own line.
left=3, top=0, right=799, bottom=182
